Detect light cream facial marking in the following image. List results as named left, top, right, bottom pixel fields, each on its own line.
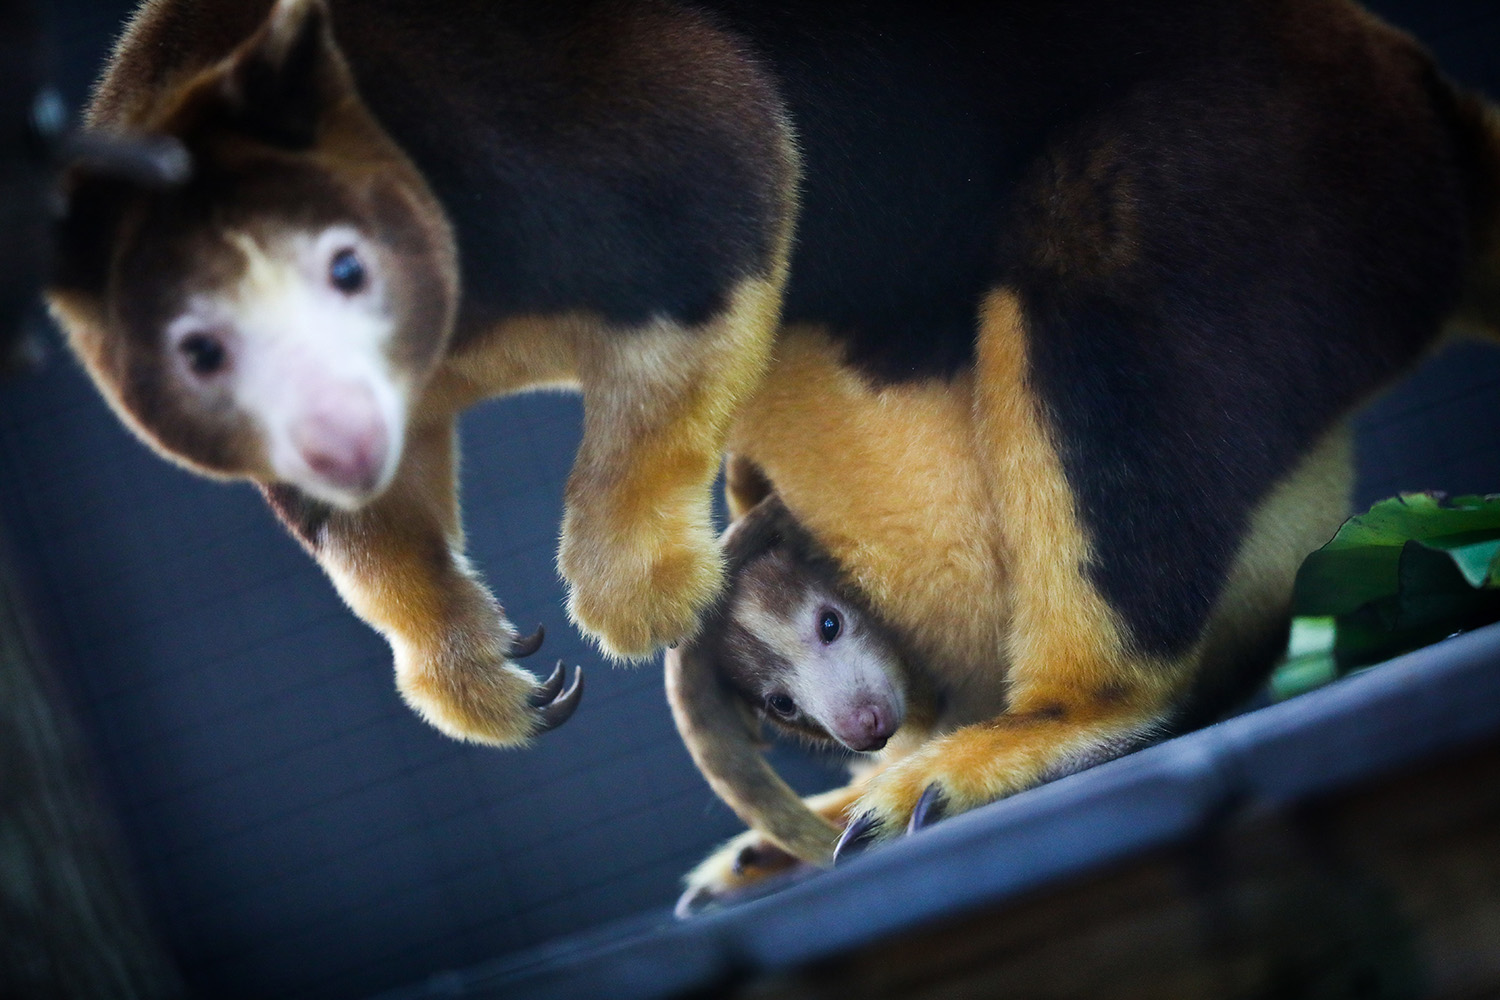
left=167, top=226, right=409, bottom=508
left=741, top=584, right=907, bottom=752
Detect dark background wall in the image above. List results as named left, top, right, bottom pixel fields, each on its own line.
left=0, top=3, right=1496, bottom=999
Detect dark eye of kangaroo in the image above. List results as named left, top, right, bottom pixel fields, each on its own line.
left=818, top=608, right=842, bottom=644
left=180, top=333, right=226, bottom=376
left=767, top=693, right=796, bottom=718
left=329, top=247, right=366, bottom=294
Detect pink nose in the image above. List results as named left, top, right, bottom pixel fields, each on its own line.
left=835, top=701, right=899, bottom=752
left=290, top=388, right=389, bottom=494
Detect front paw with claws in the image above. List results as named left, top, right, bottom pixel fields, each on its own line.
left=561, top=522, right=724, bottom=660
left=676, top=828, right=816, bottom=917
left=393, top=632, right=585, bottom=747
left=831, top=736, right=1038, bottom=858
left=833, top=784, right=948, bottom=863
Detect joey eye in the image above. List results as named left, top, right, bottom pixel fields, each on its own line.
left=329, top=247, right=366, bottom=294
left=767, top=693, right=796, bottom=718
left=817, top=608, right=842, bottom=644
left=179, top=333, right=226, bottom=376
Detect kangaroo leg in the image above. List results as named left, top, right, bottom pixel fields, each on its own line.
left=676, top=780, right=876, bottom=916
left=560, top=275, right=786, bottom=659
left=842, top=290, right=1197, bottom=837
left=263, top=414, right=578, bottom=746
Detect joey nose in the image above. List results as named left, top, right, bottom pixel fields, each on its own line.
left=839, top=702, right=898, bottom=752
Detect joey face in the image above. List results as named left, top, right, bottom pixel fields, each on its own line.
left=725, top=553, right=907, bottom=753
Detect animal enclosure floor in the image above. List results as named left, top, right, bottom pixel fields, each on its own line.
left=369, top=622, right=1500, bottom=1000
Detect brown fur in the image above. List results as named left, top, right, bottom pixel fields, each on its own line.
left=696, top=491, right=934, bottom=749
left=675, top=1, right=1500, bottom=908
left=43, top=0, right=1500, bottom=841
left=666, top=640, right=845, bottom=868
left=725, top=329, right=1014, bottom=725
left=49, top=0, right=798, bottom=745
left=666, top=488, right=937, bottom=873
left=678, top=322, right=1359, bottom=902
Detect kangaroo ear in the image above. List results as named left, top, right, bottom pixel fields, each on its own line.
left=217, top=0, right=350, bottom=149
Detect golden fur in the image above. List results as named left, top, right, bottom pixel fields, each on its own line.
left=51, top=0, right=800, bottom=746
left=44, top=0, right=1500, bottom=878
left=677, top=310, right=1363, bottom=899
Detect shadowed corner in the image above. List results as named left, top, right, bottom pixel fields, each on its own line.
left=0, top=384, right=187, bottom=997
left=0, top=6, right=187, bottom=992
left=0, top=0, right=52, bottom=379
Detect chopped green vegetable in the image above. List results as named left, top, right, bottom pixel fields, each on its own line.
left=1270, top=617, right=1338, bottom=701
left=1269, top=493, right=1500, bottom=698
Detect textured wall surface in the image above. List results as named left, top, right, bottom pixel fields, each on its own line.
left=0, top=2, right=1496, bottom=998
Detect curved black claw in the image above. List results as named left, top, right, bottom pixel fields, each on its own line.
left=506, top=624, right=545, bottom=660
left=833, top=812, right=880, bottom=864
left=533, top=663, right=583, bottom=732
left=907, top=784, right=948, bottom=834
left=528, top=661, right=567, bottom=708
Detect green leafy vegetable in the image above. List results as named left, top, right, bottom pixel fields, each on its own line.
left=1270, top=493, right=1500, bottom=699
left=1270, top=617, right=1338, bottom=701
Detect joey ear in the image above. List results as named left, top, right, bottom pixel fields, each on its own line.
left=721, top=493, right=795, bottom=574
left=216, top=0, right=351, bottom=149
left=721, top=491, right=830, bottom=578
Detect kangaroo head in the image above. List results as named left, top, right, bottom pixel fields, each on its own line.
left=50, top=0, right=458, bottom=509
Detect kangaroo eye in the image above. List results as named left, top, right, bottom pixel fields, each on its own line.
left=818, top=608, right=842, bottom=644
left=767, top=693, right=796, bottom=718
left=329, top=247, right=366, bottom=293
left=179, top=332, right=226, bottom=376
